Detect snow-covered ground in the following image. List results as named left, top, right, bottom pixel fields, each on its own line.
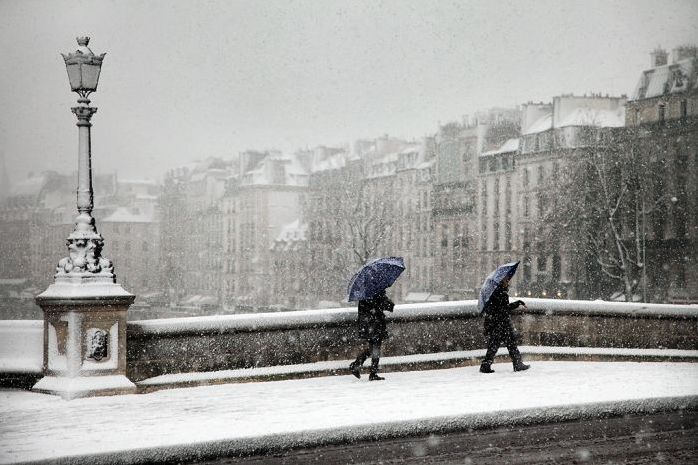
left=1, top=361, right=697, bottom=465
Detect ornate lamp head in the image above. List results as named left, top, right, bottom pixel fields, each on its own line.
left=62, top=37, right=106, bottom=101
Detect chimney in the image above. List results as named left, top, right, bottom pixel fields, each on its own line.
left=672, top=45, right=698, bottom=63
left=650, top=47, right=668, bottom=67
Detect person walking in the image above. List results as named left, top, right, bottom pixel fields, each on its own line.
left=349, top=290, right=394, bottom=381
left=478, top=262, right=530, bottom=373
left=346, top=256, right=405, bottom=381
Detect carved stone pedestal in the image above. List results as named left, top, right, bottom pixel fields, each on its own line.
left=33, top=278, right=136, bottom=400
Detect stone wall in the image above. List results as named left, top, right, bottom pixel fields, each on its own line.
left=125, top=299, right=698, bottom=381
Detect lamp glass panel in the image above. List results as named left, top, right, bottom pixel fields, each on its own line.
left=66, top=64, right=83, bottom=91
left=81, top=64, right=101, bottom=91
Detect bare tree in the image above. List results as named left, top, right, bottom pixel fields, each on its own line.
left=307, top=166, right=395, bottom=304
left=543, top=128, right=668, bottom=301
left=344, top=180, right=395, bottom=267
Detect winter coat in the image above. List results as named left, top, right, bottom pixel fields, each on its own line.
left=356, top=292, right=394, bottom=343
left=483, top=287, right=524, bottom=338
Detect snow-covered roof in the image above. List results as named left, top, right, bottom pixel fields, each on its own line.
left=481, top=138, right=520, bottom=157
left=102, top=207, right=157, bottom=223
left=311, top=153, right=347, bottom=173
left=523, top=105, right=625, bottom=135
left=365, top=151, right=399, bottom=178
left=241, top=153, right=309, bottom=187
left=633, top=57, right=696, bottom=100
left=556, top=107, right=626, bottom=128
left=522, top=113, right=552, bottom=135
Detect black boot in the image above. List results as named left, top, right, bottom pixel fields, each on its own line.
left=349, top=361, right=361, bottom=379
left=369, top=359, right=384, bottom=381
left=513, top=362, right=530, bottom=372
left=479, top=364, right=495, bottom=373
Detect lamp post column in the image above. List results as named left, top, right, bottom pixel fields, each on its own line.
left=74, top=103, right=96, bottom=217
left=33, top=37, right=136, bottom=400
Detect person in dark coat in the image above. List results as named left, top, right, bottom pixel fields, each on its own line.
left=349, top=290, right=394, bottom=381
left=480, top=276, right=530, bottom=373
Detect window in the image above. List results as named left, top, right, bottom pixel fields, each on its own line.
left=493, top=221, right=499, bottom=250
left=552, top=255, right=561, bottom=281
left=523, top=195, right=530, bottom=217
left=493, top=178, right=500, bottom=215
left=505, top=221, right=512, bottom=250
left=658, top=103, right=666, bottom=123
left=523, top=260, right=531, bottom=281
left=522, top=228, right=530, bottom=251
left=537, top=256, right=547, bottom=272
left=523, top=168, right=529, bottom=188
left=680, top=100, right=687, bottom=119
left=538, top=165, right=545, bottom=185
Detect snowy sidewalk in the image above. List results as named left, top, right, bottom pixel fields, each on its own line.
left=1, top=361, right=697, bottom=465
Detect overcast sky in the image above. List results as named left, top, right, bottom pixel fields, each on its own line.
left=1, top=0, right=696, bottom=183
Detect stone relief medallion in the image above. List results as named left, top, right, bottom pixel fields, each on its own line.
left=85, top=328, right=109, bottom=361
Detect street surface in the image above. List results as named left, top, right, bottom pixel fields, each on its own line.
left=2, top=362, right=697, bottom=464
left=208, top=410, right=697, bottom=464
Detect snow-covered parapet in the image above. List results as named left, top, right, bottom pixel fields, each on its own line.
left=129, top=307, right=358, bottom=335
left=128, top=298, right=697, bottom=337
left=128, top=301, right=478, bottom=336
left=0, top=320, right=42, bottom=374
left=517, top=297, right=698, bottom=319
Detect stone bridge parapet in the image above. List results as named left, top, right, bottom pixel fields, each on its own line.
left=125, top=299, right=698, bottom=381
left=2, top=299, right=696, bottom=387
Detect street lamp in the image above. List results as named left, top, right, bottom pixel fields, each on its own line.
left=33, top=38, right=136, bottom=399
left=57, top=37, right=108, bottom=274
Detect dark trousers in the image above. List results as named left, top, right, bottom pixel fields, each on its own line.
left=353, top=340, right=382, bottom=374
left=481, top=319, right=523, bottom=368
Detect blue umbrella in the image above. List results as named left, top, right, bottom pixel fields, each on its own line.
left=478, top=261, right=520, bottom=314
left=347, top=256, right=406, bottom=302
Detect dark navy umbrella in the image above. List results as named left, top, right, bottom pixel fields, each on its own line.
left=478, top=261, right=520, bottom=314
left=347, top=256, right=406, bottom=302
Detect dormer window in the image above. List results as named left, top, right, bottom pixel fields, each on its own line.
left=673, top=69, right=686, bottom=88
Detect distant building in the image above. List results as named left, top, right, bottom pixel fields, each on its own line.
left=303, top=145, right=360, bottom=306
left=513, top=94, right=626, bottom=298
left=623, top=46, right=698, bottom=303
left=100, top=179, right=161, bottom=298
left=222, top=151, right=309, bottom=309
left=626, top=45, right=698, bottom=126
left=477, top=137, right=519, bottom=293
left=394, top=142, right=436, bottom=300
left=270, top=220, right=311, bottom=309
left=0, top=171, right=116, bottom=291
left=160, top=159, right=232, bottom=306
left=433, top=108, right=520, bottom=300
